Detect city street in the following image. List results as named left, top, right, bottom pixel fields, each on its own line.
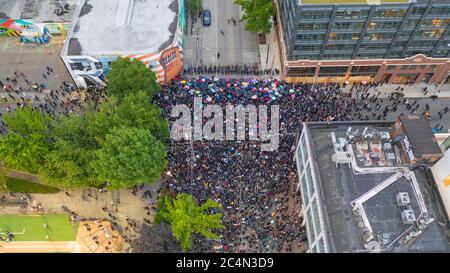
left=183, top=0, right=260, bottom=67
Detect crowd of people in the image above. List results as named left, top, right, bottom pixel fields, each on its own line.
left=2, top=65, right=450, bottom=252
left=0, top=69, right=107, bottom=133
left=155, top=76, right=449, bottom=252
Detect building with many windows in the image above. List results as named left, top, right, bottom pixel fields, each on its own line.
left=295, top=119, right=450, bottom=252
left=275, top=0, right=450, bottom=84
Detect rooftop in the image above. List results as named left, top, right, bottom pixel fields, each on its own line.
left=67, top=0, right=178, bottom=56
left=0, top=0, right=76, bottom=22
left=300, top=0, right=410, bottom=4
left=303, top=121, right=450, bottom=252
left=398, top=116, right=443, bottom=157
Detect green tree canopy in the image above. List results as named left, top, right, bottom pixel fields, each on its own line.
left=186, top=0, right=202, bottom=15
left=0, top=106, right=52, bottom=173
left=91, top=127, right=167, bottom=190
left=90, top=91, right=169, bottom=142
left=39, top=113, right=101, bottom=188
left=106, top=57, right=160, bottom=101
left=234, top=0, right=275, bottom=34
left=157, top=193, right=224, bottom=252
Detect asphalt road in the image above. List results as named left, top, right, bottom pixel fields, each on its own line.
left=183, top=0, right=260, bottom=67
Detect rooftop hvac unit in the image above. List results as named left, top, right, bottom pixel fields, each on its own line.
left=332, top=151, right=352, bottom=164
left=383, top=142, right=392, bottom=151
left=401, top=209, right=416, bottom=224
left=380, top=132, right=390, bottom=140
left=387, top=153, right=396, bottom=160
left=396, top=192, right=411, bottom=206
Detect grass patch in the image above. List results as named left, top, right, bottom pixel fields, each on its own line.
left=0, top=214, right=78, bottom=241
left=5, top=177, right=60, bottom=194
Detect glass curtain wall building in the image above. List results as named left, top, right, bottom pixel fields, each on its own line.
left=275, top=0, right=450, bottom=84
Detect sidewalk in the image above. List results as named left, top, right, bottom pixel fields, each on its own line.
left=259, top=26, right=281, bottom=80
left=346, top=83, right=450, bottom=99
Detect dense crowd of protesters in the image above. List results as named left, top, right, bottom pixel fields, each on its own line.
left=155, top=76, right=449, bottom=252
left=2, top=66, right=450, bottom=252
left=0, top=69, right=106, bottom=133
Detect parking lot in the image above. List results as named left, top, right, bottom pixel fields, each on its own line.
left=0, top=37, right=73, bottom=91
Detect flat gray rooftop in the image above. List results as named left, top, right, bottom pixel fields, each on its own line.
left=68, top=0, right=178, bottom=56
left=307, top=122, right=450, bottom=252
left=0, top=0, right=75, bottom=21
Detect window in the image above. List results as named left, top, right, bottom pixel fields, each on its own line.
left=293, top=54, right=320, bottom=60
left=408, top=40, right=437, bottom=48
left=351, top=66, right=380, bottom=75
left=307, top=209, right=315, bottom=243
left=296, top=34, right=325, bottom=41
left=415, top=29, right=445, bottom=39
left=335, top=9, right=370, bottom=20
left=298, top=22, right=328, bottom=31
left=298, top=45, right=321, bottom=52
left=299, top=9, right=332, bottom=20
left=364, top=32, right=395, bottom=41
left=411, top=6, right=426, bottom=17
left=329, top=33, right=360, bottom=42
left=433, top=50, right=449, bottom=57
left=420, top=18, right=450, bottom=28
left=160, top=51, right=177, bottom=66
left=301, top=135, right=308, bottom=163
left=332, top=22, right=364, bottom=31
left=354, top=53, right=385, bottom=59
left=325, top=44, right=356, bottom=51
left=306, top=164, right=315, bottom=198
left=428, top=6, right=450, bottom=17
left=318, top=66, right=348, bottom=76
left=430, top=65, right=438, bottom=71
left=359, top=43, right=390, bottom=51
left=372, top=8, right=407, bottom=19
left=367, top=21, right=401, bottom=30
left=311, top=199, right=322, bottom=238
left=287, top=67, right=316, bottom=76
left=400, top=65, right=421, bottom=71
left=398, top=30, right=414, bottom=40
left=94, top=62, right=103, bottom=70
left=317, top=238, right=325, bottom=253
left=321, top=54, right=352, bottom=60
left=393, top=41, right=408, bottom=49
left=297, top=148, right=304, bottom=174
left=404, top=19, right=420, bottom=29
left=69, top=62, right=90, bottom=71
left=386, top=65, right=396, bottom=71
left=301, top=175, right=309, bottom=204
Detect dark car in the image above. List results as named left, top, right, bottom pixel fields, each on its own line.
left=202, top=9, right=211, bottom=27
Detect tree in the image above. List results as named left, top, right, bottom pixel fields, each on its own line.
left=39, top=113, right=101, bottom=188
left=234, top=0, right=275, bottom=34
left=90, top=91, right=169, bottom=142
left=131, top=222, right=182, bottom=253
left=186, top=0, right=202, bottom=16
left=0, top=168, right=7, bottom=193
left=0, top=106, right=52, bottom=173
left=106, top=57, right=160, bottom=101
left=157, top=193, right=224, bottom=252
left=91, top=127, right=167, bottom=189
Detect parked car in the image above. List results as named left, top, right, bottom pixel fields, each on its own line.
left=202, top=9, right=211, bottom=27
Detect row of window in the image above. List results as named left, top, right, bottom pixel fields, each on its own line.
left=297, top=134, right=325, bottom=253
left=287, top=65, right=440, bottom=77
left=160, top=51, right=177, bottom=67
left=297, top=6, right=450, bottom=22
